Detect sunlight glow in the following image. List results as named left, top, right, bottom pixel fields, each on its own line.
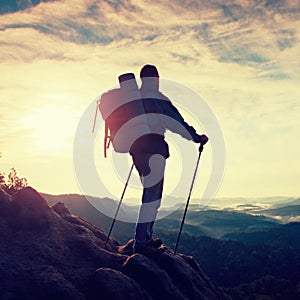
left=19, top=101, right=75, bottom=154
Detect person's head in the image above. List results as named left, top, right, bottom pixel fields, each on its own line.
left=140, top=64, right=159, bottom=89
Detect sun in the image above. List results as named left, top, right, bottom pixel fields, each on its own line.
left=19, top=101, right=76, bottom=155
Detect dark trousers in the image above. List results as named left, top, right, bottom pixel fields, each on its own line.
left=132, top=153, right=166, bottom=247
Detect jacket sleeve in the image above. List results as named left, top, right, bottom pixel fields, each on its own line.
left=161, top=98, right=200, bottom=142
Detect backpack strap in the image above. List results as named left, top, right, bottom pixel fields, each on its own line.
left=92, top=99, right=111, bottom=158
left=104, top=121, right=111, bottom=158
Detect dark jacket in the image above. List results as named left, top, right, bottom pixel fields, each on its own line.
left=129, top=79, right=200, bottom=158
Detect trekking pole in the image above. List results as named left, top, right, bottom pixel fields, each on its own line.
left=174, top=144, right=204, bottom=254
left=105, top=163, right=134, bottom=245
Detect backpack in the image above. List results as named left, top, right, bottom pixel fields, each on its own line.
left=92, top=74, right=151, bottom=157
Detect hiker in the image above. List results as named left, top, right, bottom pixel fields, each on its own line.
left=131, top=64, right=209, bottom=254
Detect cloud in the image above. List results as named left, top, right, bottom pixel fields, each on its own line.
left=276, top=29, right=297, bottom=51
left=1, top=0, right=299, bottom=69
left=0, top=0, right=46, bottom=15
left=0, top=0, right=299, bottom=197
left=0, top=116, right=34, bottom=152
left=272, top=215, right=283, bottom=221
left=289, top=216, right=300, bottom=222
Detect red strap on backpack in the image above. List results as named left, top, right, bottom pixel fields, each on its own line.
left=104, top=121, right=111, bottom=158
left=92, top=99, right=111, bottom=158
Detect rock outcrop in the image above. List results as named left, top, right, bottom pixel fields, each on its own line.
left=0, top=186, right=230, bottom=300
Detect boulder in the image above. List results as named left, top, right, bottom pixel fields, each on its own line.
left=12, top=186, right=49, bottom=212
left=24, top=265, right=86, bottom=300
left=53, top=201, right=118, bottom=251
left=122, top=253, right=188, bottom=300
left=118, top=239, right=135, bottom=256
left=155, top=251, right=230, bottom=300
left=88, top=267, right=153, bottom=300
left=52, top=201, right=72, bottom=217
left=10, top=186, right=52, bottom=229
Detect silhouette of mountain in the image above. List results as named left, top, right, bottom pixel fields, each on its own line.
left=42, top=193, right=115, bottom=230
left=217, top=201, right=300, bottom=223
left=210, top=197, right=300, bottom=211
left=42, top=193, right=282, bottom=241
left=283, top=198, right=300, bottom=207
left=42, top=193, right=136, bottom=242
left=262, top=204, right=300, bottom=217
left=222, top=222, right=300, bottom=248
left=156, top=209, right=280, bottom=238
left=155, top=230, right=300, bottom=299
left=0, top=186, right=229, bottom=300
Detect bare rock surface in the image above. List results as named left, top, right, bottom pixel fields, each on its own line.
left=0, top=187, right=230, bottom=300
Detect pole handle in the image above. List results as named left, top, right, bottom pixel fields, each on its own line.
left=199, top=143, right=204, bottom=153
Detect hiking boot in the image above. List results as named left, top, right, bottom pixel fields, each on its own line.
left=118, top=239, right=134, bottom=256
left=148, top=238, right=163, bottom=249
left=134, top=244, right=166, bottom=258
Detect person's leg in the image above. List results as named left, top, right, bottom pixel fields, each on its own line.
left=132, top=153, right=151, bottom=248
left=135, top=177, right=164, bottom=246
left=142, top=176, right=164, bottom=239
left=132, top=154, right=165, bottom=249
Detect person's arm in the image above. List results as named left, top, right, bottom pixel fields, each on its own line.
left=161, top=98, right=207, bottom=143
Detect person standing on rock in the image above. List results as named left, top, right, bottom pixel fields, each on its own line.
left=130, top=64, right=209, bottom=255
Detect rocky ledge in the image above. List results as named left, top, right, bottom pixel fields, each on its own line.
left=0, top=186, right=230, bottom=300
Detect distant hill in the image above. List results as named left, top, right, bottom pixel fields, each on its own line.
left=156, top=209, right=280, bottom=239
left=222, top=222, right=300, bottom=248
left=261, top=205, right=300, bottom=217
left=42, top=193, right=136, bottom=242
left=42, top=193, right=282, bottom=241
left=155, top=230, right=300, bottom=290
left=274, top=198, right=300, bottom=208
left=208, top=196, right=299, bottom=210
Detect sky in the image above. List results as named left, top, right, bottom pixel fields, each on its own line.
left=0, top=0, right=299, bottom=202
